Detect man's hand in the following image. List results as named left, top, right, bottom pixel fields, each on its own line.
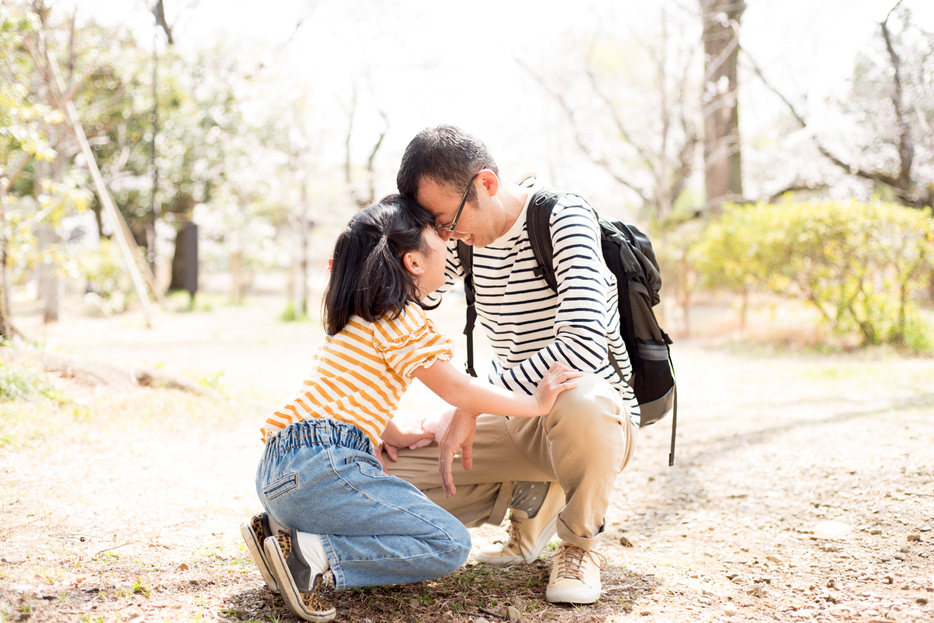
left=438, top=408, right=479, bottom=498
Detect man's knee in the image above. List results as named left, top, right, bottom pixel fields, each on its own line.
left=546, top=373, right=627, bottom=431
left=543, top=372, right=634, bottom=472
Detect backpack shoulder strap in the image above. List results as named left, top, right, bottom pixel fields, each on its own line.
left=456, top=240, right=478, bottom=377
left=526, top=189, right=561, bottom=292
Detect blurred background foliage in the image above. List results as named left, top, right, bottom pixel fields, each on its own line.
left=0, top=0, right=931, bottom=352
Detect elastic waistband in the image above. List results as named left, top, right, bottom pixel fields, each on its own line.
left=263, top=418, right=373, bottom=458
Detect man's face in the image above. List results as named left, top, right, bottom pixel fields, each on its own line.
left=416, top=174, right=503, bottom=248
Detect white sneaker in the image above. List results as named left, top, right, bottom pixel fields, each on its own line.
left=545, top=543, right=607, bottom=604
left=474, top=483, right=564, bottom=566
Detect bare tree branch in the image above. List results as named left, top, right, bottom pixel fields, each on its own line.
left=585, top=66, right=657, bottom=167
left=152, top=0, right=173, bottom=45
left=516, top=58, right=652, bottom=205
left=881, top=4, right=914, bottom=192
left=767, top=181, right=829, bottom=203
left=4, top=154, right=33, bottom=193
left=745, top=52, right=914, bottom=202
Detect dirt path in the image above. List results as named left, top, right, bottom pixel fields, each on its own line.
left=1, top=297, right=932, bottom=623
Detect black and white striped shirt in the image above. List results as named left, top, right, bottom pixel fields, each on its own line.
left=435, top=186, right=640, bottom=425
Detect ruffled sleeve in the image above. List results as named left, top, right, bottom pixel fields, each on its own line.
left=373, top=303, right=453, bottom=378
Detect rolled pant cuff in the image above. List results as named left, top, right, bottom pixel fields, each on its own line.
left=556, top=515, right=604, bottom=551
left=487, top=481, right=515, bottom=528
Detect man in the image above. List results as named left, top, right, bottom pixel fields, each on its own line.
left=384, top=124, right=640, bottom=604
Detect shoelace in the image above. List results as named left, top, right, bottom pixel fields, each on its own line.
left=554, top=544, right=608, bottom=580
left=504, top=515, right=524, bottom=553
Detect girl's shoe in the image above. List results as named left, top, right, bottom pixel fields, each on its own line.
left=239, top=513, right=279, bottom=594
left=264, top=530, right=336, bottom=622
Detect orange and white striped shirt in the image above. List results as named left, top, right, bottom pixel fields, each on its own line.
left=260, top=302, right=453, bottom=448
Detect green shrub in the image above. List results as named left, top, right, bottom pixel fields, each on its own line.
left=80, top=239, right=134, bottom=316
left=693, top=199, right=934, bottom=351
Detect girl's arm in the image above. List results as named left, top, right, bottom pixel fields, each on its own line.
left=411, top=360, right=581, bottom=418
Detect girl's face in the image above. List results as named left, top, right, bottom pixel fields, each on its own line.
left=409, top=226, right=449, bottom=299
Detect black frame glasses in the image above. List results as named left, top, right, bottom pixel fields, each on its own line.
left=435, top=170, right=481, bottom=233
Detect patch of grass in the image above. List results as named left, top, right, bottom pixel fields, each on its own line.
left=278, top=303, right=311, bottom=323
left=165, top=290, right=219, bottom=312
left=131, top=576, right=151, bottom=598
left=0, top=360, right=60, bottom=402
left=0, top=402, right=64, bottom=448
left=195, top=369, right=226, bottom=390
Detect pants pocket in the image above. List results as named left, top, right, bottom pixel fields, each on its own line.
left=262, top=473, right=298, bottom=500
left=348, top=455, right=390, bottom=479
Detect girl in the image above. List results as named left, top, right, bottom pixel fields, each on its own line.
left=241, top=195, right=580, bottom=622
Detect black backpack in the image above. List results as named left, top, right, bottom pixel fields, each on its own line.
left=456, top=188, right=678, bottom=465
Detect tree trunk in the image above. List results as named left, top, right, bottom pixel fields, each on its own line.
left=700, top=0, right=746, bottom=213
left=33, top=154, right=60, bottom=323
left=298, top=183, right=310, bottom=317
left=169, top=223, right=192, bottom=291
left=0, top=183, right=15, bottom=340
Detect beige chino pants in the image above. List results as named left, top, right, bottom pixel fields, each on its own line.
left=386, top=373, right=638, bottom=551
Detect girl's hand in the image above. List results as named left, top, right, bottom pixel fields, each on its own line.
left=381, top=419, right=435, bottom=451
left=534, top=362, right=582, bottom=413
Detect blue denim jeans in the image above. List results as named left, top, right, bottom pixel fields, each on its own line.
left=255, top=418, right=471, bottom=589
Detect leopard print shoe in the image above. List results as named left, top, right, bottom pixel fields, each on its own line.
left=264, top=530, right=336, bottom=622
left=239, top=513, right=279, bottom=594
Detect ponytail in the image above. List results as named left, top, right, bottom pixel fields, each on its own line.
left=322, top=195, right=436, bottom=335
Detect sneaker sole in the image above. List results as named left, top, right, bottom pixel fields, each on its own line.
left=264, top=537, right=336, bottom=623
left=545, top=586, right=601, bottom=604
left=239, top=519, right=279, bottom=594
left=474, top=512, right=559, bottom=566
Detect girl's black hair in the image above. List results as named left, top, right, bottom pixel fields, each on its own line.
left=322, top=194, right=438, bottom=335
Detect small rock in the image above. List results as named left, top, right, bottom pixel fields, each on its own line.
left=894, top=553, right=907, bottom=561
left=747, top=586, right=767, bottom=598
left=473, top=618, right=490, bottom=623
left=639, top=610, right=653, bottom=616
left=822, top=544, right=839, bottom=552
left=765, top=555, right=782, bottom=564
left=883, top=576, right=894, bottom=584
left=908, top=610, right=923, bottom=619
left=899, top=547, right=910, bottom=553
left=178, top=563, right=189, bottom=571
left=619, top=536, right=633, bottom=547
left=408, top=598, right=419, bottom=609
left=870, top=529, right=883, bottom=535
left=505, top=605, right=522, bottom=622
left=919, top=525, right=931, bottom=532
left=907, top=534, right=921, bottom=542
left=916, top=597, right=929, bottom=605
left=726, top=573, right=740, bottom=580
left=724, top=605, right=738, bottom=616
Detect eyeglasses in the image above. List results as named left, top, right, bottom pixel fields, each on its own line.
left=435, top=170, right=481, bottom=234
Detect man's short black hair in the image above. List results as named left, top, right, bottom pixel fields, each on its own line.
left=396, top=125, right=499, bottom=203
